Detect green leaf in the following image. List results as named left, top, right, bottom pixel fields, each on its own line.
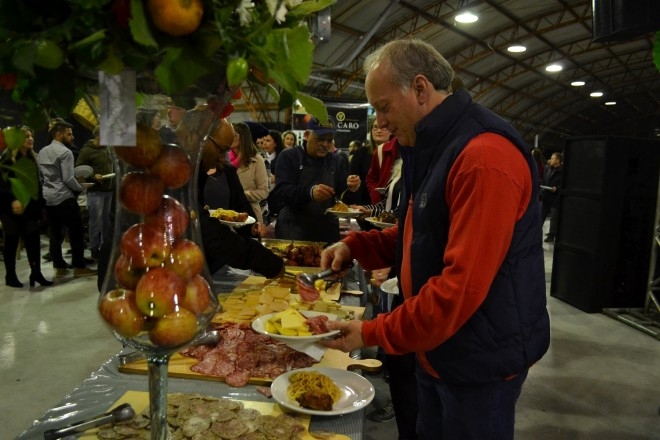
left=129, top=0, right=157, bottom=48
left=69, top=30, right=107, bottom=52
left=154, top=47, right=211, bottom=94
left=296, top=92, right=327, bottom=122
left=97, top=51, right=125, bottom=75
left=11, top=42, right=36, bottom=76
left=7, top=156, right=39, bottom=205
left=3, top=127, right=25, bottom=150
left=288, top=0, right=336, bottom=16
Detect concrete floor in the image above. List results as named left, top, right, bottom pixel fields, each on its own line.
left=2, top=237, right=659, bottom=440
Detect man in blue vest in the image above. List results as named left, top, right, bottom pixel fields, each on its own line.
left=322, top=39, right=550, bottom=440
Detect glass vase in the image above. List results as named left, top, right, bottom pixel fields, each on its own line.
left=97, top=77, right=233, bottom=439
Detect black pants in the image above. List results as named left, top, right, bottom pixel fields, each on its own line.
left=1, top=213, right=42, bottom=277
left=541, top=200, right=558, bottom=238
left=387, top=352, right=419, bottom=440
left=45, top=198, right=86, bottom=268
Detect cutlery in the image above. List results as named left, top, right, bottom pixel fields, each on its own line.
left=298, top=263, right=354, bottom=287
left=43, top=403, right=135, bottom=440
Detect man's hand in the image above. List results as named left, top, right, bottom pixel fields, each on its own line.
left=320, top=242, right=352, bottom=272
left=347, top=174, right=361, bottom=192
left=321, top=319, right=365, bottom=352
left=312, top=183, right=335, bottom=202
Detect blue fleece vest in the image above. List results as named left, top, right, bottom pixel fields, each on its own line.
left=397, top=89, right=550, bottom=385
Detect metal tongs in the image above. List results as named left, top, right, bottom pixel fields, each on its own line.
left=43, top=403, right=135, bottom=440
left=298, top=262, right=354, bottom=287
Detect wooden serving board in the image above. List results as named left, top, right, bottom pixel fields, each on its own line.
left=118, top=347, right=381, bottom=385
left=79, top=391, right=350, bottom=440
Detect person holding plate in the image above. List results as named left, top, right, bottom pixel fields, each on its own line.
left=271, top=116, right=360, bottom=243
left=76, top=125, right=114, bottom=260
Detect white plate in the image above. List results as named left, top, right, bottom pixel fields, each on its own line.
left=380, top=277, right=399, bottom=295
left=326, top=208, right=362, bottom=219
left=251, top=311, right=340, bottom=343
left=365, top=216, right=395, bottom=229
left=74, top=165, right=93, bottom=178
left=80, top=182, right=95, bottom=189
left=375, top=187, right=388, bottom=195
left=101, top=173, right=116, bottom=179
left=271, top=367, right=375, bottom=416
left=217, top=215, right=256, bottom=227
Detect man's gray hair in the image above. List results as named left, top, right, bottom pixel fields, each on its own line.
left=364, top=39, right=454, bottom=92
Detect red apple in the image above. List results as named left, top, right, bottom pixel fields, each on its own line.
left=119, top=171, right=164, bottom=215
left=113, top=123, right=163, bottom=168
left=120, top=223, right=170, bottom=269
left=114, top=254, right=146, bottom=289
left=163, top=239, right=204, bottom=281
left=135, top=267, right=186, bottom=317
left=98, top=289, right=146, bottom=338
left=148, top=308, right=199, bottom=347
left=182, top=274, right=213, bottom=315
left=149, top=144, right=192, bottom=189
left=145, top=196, right=189, bottom=243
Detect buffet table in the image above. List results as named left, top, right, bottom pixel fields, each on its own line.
left=17, top=266, right=372, bottom=439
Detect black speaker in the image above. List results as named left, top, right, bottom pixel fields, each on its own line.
left=592, top=0, right=660, bottom=42
left=550, top=136, right=660, bottom=312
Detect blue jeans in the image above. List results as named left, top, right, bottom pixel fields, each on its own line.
left=86, top=191, right=113, bottom=251
left=417, top=366, right=528, bottom=440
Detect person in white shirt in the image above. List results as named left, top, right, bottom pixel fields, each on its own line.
left=38, top=119, right=96, bottom=278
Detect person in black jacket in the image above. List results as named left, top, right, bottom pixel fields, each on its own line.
left=541, top=152, right=563, bottom=243
left=0, top=125, right=52, bottom=287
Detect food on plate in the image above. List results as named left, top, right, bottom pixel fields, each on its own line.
left=180, top=323, right=316, bottom=386
left=378, top=210, right=397, bottom=224
left=265, top=242, right=323, bottom=267
left=96, top=392, right=306, bottom=439
left=210, top=208, right=249, bottom=222
left=330, top=201, right=349, bottom=212
left=265, top=309, right=330, bottom=336
left=287, top=371, right=341, bottom=411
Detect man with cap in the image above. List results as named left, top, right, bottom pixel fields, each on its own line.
left=38, top=118, right=97, bottom=278
left=271, top=116, right=360, bottom=243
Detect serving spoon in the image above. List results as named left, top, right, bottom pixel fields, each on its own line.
left=43, top=403, right=135, bottom=440
left=298, top=263, right=354, bottom=287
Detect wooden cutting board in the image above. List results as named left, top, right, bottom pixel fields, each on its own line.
left=118, top=275, right=380, bottom=383
left=79, top=391, right=350, bottom=440
left=119, top=347, right=381, bottom=385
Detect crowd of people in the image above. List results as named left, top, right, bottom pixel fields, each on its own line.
left=0, top=37, right=566, bottom=440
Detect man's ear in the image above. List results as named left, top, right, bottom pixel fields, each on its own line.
left=413, top=75, right=430, bottom=104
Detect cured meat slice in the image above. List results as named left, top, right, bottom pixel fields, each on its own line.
left=180, top=323, right=316, bottom=386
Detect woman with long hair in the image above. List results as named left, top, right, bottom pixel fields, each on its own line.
left=0, top=126, right=52, bottom=287
left=281, top=130, right=297, bottom=149
left=229, top=122, right=269, bottom=224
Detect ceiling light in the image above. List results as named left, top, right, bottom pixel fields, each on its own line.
left=455, top=11, right=478, bottom=23
left=545, top=64, right=562, bottom=72
left=571, top=81, right=585, bottom=86
left=590, top=92, right=604, bottom=97
left=507, top=45, right=526, bottom=53
left=605, top=101, right=616, bottom=105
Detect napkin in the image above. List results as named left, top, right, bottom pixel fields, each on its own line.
left=284, top=341, right=327, bottom=361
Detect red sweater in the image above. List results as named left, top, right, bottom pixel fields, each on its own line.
left=345, top=133, right=532, bottom=360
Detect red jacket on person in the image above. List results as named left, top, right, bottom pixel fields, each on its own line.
left=365, top=137, right=398, bottom=204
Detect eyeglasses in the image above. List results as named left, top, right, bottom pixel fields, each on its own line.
left=205, top=135, right=222, bottom=149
